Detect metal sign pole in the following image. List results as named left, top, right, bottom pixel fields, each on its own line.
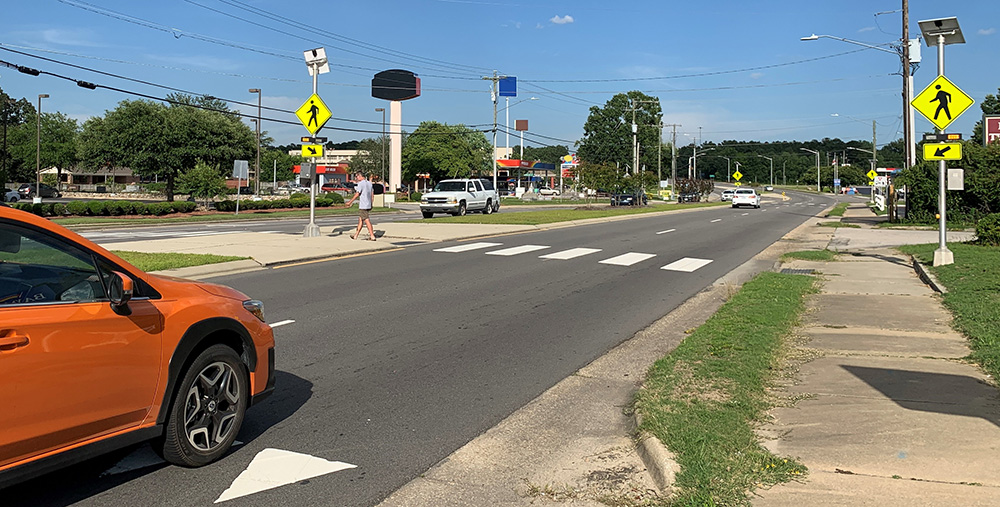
left=933, top=33, right=952, bottom=266
left=303, top=62, right=321, bottom=237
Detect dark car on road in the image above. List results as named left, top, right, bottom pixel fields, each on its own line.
left=610, top=192, right=648, bottom=206
left=17, top=183, right=61, bottom=199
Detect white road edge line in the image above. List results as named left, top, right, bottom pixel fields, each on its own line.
left=270, top=320, right=295, bottom=328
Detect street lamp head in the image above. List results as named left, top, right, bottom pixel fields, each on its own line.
left=38, top=94, right=49, bottom=99
left=801, top=34, right=820, bottom=41
left=375, top=107, right=385, bottom=112
left=248, top=88, right=260, bottom=93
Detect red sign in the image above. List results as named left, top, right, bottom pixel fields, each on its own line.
left=986, top=115, right=1000, bottom=146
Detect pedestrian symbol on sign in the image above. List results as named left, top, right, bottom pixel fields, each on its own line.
left=931, top=85, right=951, bottom=121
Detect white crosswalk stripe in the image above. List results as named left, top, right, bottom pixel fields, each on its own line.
left=486, top=244, right=550, bottom=256
left=433, top=242, right=503, bottom=253
left=539, top=247, right=602, bottom=260
left=599, top=252, right=656, bottom=266
left=661, top=257, right=713, bottom=272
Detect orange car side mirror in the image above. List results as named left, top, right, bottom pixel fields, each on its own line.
left=109, top=271, right=133, bottom=313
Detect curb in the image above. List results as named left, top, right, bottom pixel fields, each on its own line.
left=632, top=412, right=679, bottom=496
left=910, top=255, right=947, bottom=294
left=149, top=259, right=263, bottom=280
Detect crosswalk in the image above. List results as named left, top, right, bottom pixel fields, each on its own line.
left=433, top=242, right=713, bottom=273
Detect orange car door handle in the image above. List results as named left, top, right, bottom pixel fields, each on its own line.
left=0, top=334, right=29, bottom=350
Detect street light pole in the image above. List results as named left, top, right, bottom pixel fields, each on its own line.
left=35, top=93, right=48, bottom=204
left=249, top=88, right=261, bottom=195
left=800, top=148, right=820, bottom=192
left=757, top=154, right=773, bottom=186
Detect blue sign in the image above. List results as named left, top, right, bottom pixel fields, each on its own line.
left=499, top=76, right=516, bottom=97
left=833, top=178, right=841, bottom=186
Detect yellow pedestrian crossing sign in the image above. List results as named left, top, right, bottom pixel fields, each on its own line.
left=296, top=94, right=332, bottom=135
left=867, top=169, right=878, bottom=180
left=911, top=75, right=974, bottom=131
left=732, top=170, right=743, bottom=181
left=923, top=142, right=962, bottom=160
left=301, top=144, right=324, bottom=158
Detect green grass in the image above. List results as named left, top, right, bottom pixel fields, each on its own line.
left=781, top=249, right=837, bottom=262
left=817, top=221, right=861, bottom=228
left=112, top=251, right=249, bottom=272
left=898, top=242, right=1000, bottom=381
left=634, top=272, right=815, bottom=506
left=867, top=203, right=887, bottom=216
left=826, top=202, right=849, bottom=217
left=499, top=197, right=610, bottom=205
left=54, top=206, right=394, bottom=227
left=428, top=202, right=725, bottom=225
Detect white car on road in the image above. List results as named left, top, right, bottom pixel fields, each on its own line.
left=731, top=188, right=760, bottom=208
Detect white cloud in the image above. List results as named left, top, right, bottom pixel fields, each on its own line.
left=750, top=72, right=763, bottom=80
left=858, top=26, right=876, bottom=33
left=38, top=28, right=104, bottom=47
left=550, top=15, right=574, bottom=25
left=536, top=23, right=545, bottom=29
left=979, top=28, right=996, bottom=35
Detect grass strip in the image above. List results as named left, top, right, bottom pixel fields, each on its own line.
left=899, top=242, right=1000, bottom=380
left=817, top=221, right=860, bottom=228
left=429, top=202, right=725, bottom=225
left=634, top=272, right=815, bottom=506
left=112, top=251, right=249, bottom=272
left=780, top=249, right=836, bottom=262
left=55, top=206, right=394, bottom=227
left=826, top=202, right=849, bottom=217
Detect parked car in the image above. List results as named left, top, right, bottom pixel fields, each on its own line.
left=720, top=189, right=734, bottom=202
left=17, top=183, right=61, bottom=199
left=3, top=188, right=18, bottom=202
left=678, top=192, right=700, bottom=203
left=731, top=188, right=761, bottom=208
left=538, top=186, right=560, bottom=196
left=610, top=192, right=648, bottom=206
left=321, top=181, right=349, bottom=193
left=0, top=205, right=275, bottom=487
left=764, top=185, right=774, bottom=192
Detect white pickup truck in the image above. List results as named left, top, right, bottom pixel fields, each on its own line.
left=420, top=178, right=500, bottom=218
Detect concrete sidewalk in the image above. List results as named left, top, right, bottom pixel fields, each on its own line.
left=755, top=205, right=999, bottom=505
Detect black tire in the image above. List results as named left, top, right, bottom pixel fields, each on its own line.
left=453, top=202, right=466, bottom=216
left=732, top=204, right=737, bottom=208
left=422, top=211, right=434, bottom=219
left=483, top=199, right=493, bottom=214
left=493, top=201, right=500, bottom=213
left=159, top=344, right=248, bottom=467
left=54, top=192, right=61, bottom=198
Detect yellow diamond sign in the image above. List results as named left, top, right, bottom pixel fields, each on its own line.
left=912, top=75, right=974, bottom=131
left=867, top=169, right=878, bottom=180
left=732, top=170, right=743, bottom=181
left=296, top=94, right=332, bottom=135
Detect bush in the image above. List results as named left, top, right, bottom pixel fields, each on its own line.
left=976, top=213, right=1000, bottom=246
left=87, top=201, right=109, bottom=216
left=215, top=200, right=236, bottom=212
left=409, top=191, right=422, bottom=202
left=324, top=192, right=345, bottom=205
left=65, top=201, right=88, bottom=215
left=51, top=203, right=66, bottom=216
left=148, top=202, right=173, bottom=215
left=171, top=201, right=197, bottom=213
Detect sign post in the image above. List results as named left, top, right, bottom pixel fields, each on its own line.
left=299, top=48, right=330, bottom=237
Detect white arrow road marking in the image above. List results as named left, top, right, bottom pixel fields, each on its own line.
left=269, top=320, right=295, bottom=328
left=486, top=245, right=550, bottom=256
left=662, top=257, right=714, bottom=272
left=215, top=448, right=357, bottom=503
left=599, top=252, right=656, bottom=266
left=433, top=242, right=502, bottom=253
left=655, top=229, right=676, bottom=235
left=539, top=247, right=602, bottom=260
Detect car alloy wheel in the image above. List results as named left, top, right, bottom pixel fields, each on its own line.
left=183, top=361, right=241, bottom=453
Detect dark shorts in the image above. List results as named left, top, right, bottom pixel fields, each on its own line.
left=359, top=208, right=371, bottom=221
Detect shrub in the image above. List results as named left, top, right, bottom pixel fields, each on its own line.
left=976, top=213, right=1000, bottom=246
left=149, top=202, right=174, bottom=215
left=324, top=192, right=345, bottom=205
left=66, top=201, right=89, bottom=216
left=409, top=191, right=422, bottom=202
left=215, top=200, right=237, bottom=212
left=315, top=197, right=332, bottom=207
left=52, top=203, right=66, bottom=216
left=290, top=192, right=308, bottom=200
left=171, top=201, right=197, bottom=213
left=87, top=201, right=109, bottom=216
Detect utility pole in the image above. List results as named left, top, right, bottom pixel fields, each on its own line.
left=670, top=124, right=679, bottom=199
left=482, top=71, right=506, bottom=195
left=902, top=0, right=913, bottom=169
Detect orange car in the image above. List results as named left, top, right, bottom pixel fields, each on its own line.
left=0, top=204, right=274, bottom=487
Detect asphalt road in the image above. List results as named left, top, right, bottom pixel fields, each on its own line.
left=6, top=191, right=836, bottom=506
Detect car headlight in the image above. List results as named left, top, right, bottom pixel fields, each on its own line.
left=420, top=198, right=428, bottom=203
left=243, top=300, right=265, bottom=322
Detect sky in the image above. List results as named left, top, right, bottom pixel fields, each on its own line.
left=1, top=0, right=998, bottom=154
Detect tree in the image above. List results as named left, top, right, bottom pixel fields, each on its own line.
left=8, top=111, right=79, bottom=187
left=347, top=136, right=389, bottom=180
left=574, top=162, right=621, bottom=203
left=176, top=160, right=227, bottom=208
left=971, top=87, right=1000, bottom=145
left=577, top=92, right=662, bottom=172
left=1, top=89, right=35, bottom=188
left=77, top=96, right=255, bottom=200
left=511, top=145, right=570, bottom=165
left=402, top=121, right=490, bottom=182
